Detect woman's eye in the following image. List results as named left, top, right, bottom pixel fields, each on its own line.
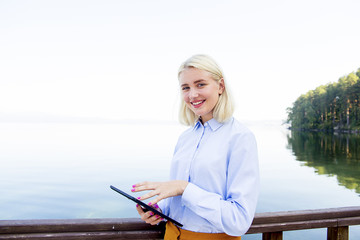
left=197, top=83, right=205, bottom=87
left=182, top=86, right=189, bottom=91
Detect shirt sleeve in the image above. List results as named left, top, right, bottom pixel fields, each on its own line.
left=181, top=131, right=259, bottom=236
left=157, top=197, right=169, bottom=216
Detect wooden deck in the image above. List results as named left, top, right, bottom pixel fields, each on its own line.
left=1, top=206, right=360, bottom=239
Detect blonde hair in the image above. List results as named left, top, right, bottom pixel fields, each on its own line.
left=178, top=54, right=234, bottom=126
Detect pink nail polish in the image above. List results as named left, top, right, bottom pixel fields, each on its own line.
left=132, top=184, right=136, bottom=188
left=137, top=197, right=141, bottom=200
left=136, top=204, right=139, bottom=207
left=148, top=202, right=152, bottom=205
left=131, top=189, right=135, bottom=192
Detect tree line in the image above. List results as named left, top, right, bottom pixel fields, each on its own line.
left=287, top=68, right=360, bottom=131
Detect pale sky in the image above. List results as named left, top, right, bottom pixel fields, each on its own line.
left=1, top=0, right=359, bottom=122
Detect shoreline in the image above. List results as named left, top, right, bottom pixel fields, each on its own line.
left=288, top=127, right=360, bottom=134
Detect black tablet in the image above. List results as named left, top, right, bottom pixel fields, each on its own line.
left=110, top=185, right=183, bottom=227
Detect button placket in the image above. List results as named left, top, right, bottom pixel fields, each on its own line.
left=188, top=124, right=207, bottom=181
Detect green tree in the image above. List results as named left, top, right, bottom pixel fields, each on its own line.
left=287, top=68, right=360, bottom=131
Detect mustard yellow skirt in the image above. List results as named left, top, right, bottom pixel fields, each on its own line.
left=164, top=221, right=241, bottom=240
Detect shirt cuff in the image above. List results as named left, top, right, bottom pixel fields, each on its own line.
left=157, top=198, right=168, bottom=215
left=181, top=182, right=202, bottom=208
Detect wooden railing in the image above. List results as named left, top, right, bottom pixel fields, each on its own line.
left=1, top=206, right=360, bottom=240
left=248, top=206, right=360, bottom=240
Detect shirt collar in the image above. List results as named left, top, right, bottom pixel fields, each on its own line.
left=193, top=118, right=224, bottom=131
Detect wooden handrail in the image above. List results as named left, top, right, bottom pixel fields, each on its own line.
left=248, top=206, right=360, bottom=234
left=1, top=206, right=360, bottom=239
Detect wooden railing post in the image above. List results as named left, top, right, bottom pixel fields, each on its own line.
left=327, top=226, right=349, bottom=240
left=262, top=231, right=283, bottom=240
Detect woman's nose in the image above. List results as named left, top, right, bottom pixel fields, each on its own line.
left=189, top=89, right=199, bottom=99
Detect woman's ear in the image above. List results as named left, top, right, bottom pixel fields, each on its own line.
left=218, top=78, right=225, bottom=95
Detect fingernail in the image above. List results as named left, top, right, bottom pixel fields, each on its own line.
left=150, top=212, right=154, bottom=216
left=132, top=184, right=136, bottom=188
left=137, top=197, right=141, bottom=200
left=136, top=204, right=139, bottom=207
left=148, top=202, right=152, bottom=205
left=154, top=204, right=159, bottom=208
left=161, top=218, right=164, bottom=220
left=131, top=189, right=135, bottom=192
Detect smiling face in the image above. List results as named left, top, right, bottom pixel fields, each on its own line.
left=179, top=67, right=224, bottom=123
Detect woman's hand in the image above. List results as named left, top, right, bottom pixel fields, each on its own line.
left=135, top=204, right=163, bottom=225
left=132, top=180, right=188, bottom=206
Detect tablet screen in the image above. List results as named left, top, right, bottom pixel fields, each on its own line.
left=110, top=185, right=183, bottom=227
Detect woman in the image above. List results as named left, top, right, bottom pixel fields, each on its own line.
left=132, top=54, right=259, bottom=239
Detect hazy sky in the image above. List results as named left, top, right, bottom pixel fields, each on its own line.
left=1, top=0, right=359, bottom=122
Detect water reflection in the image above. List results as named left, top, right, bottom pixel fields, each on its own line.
left=287, top=131, right=360, bottom=195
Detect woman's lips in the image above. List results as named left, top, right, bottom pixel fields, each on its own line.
left=191, top=100, right=205, bottom=108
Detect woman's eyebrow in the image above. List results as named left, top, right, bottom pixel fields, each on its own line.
left=180, top=79, right=207, bottom=87
left=194, top=79, right=206, bottom=83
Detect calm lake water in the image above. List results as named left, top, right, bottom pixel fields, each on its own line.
left=1, top=120, right=360, bottom=239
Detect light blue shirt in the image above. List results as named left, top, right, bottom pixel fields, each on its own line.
left=159, top=117, right=259, bottom=236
